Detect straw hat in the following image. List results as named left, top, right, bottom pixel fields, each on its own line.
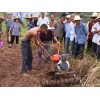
left=26, top=15, right=32, bottom=19
left=96, top=13, right=100, bottom=19
left=0, top=14, right=5, bottom=20
left=32, top=13, right=39, bottom=17
left=74, top=15, right=81, bottom=21
left=66, top=15, right=71, bottom=18
left=14, top=17, right=21, bottom=20
left=90, top=12, right=97, bottom=18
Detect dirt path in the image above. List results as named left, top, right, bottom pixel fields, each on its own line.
left=0, top=33, right=55, bottom=86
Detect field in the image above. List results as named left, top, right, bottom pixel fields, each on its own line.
left=0, top=22, right=100, bottom=87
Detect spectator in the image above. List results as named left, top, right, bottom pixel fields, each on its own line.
left=9, top=17, right=21, bottom=47
left=65, top=15, right=71, bottom=53
left=91, top=14, right=100, bottom=59
left=37, top=12, right=49, bottom=27
left=5, top=13, right=13, bottom=44
left=87, top=12, right=97, bottom=53
left=54, top=16, right=65, bottom=43
left=0, top=14, right=5, bottom=46
left=32, top=13, right=39, bottom=27
left=74, top=15, right=88, bottom=59
left=26, top=15, right=34, bottom=30
left=69, top=13, right=76, bottom=56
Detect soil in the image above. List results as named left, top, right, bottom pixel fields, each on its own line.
left=0, top=33, right=59, bottom=87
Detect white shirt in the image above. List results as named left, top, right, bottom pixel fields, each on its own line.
left=91, top=22, right=100, bottom=44
left=69, top=21, right=76, bottom=41
left=37, top=17, right=49, bottom=27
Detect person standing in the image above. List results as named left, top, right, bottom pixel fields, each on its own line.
left=74, top=15, right=88, bottom=59
left=49, top=14, right=56, bottom=34
left=69, top=13, right=76, bottom=56
left=37, top=12, right=49, bottom=27
left=9, top=17, right=21, bottom=47
left=87, top=12, right=97, bottom=53
left=54, top=16, right=65, bottom=43
left=0, top=14, right=5, bottom=47
left=65, top=15, right=71, bottom=53
left=26, top=15, right=34, bottom=30
left=5, top=13, right=13, bottom=44
left=91, top=14, right=100, bottom=59
left=32, top=13, right=39, bottom=27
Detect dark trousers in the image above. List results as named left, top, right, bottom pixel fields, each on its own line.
left=91, top=42, right=97, bottom=55
left=74, top=43, right=85, bottom=59
left=97, top=45, right=100, bottom=59
left=65, top=37, right=70, bottom=53
left=87, top=39, right=92, bottom=53
left=11, top=35, right=19, bottom=44
left=70, top=38, right=75, bottom=56
left=6, top=27, right=10, bottom=43
left=21, top=39, right=33, bottom=73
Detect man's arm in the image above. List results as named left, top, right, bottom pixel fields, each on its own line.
left=91, top=23, right=100, bottom=34
left=53, top=36, right=60, bottom=46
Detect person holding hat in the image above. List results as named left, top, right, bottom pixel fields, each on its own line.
left=0, top=14, right=5, bottom=46
left=5, top=13, right=13, bottom=44
left=65, top=15, right=71, bottom=54
left=74, top=15, right=88, bottom=59
left=9, top=17, right=21, bottom=47
left=87, top=12, right=97, bottom=53
left=91, top=13, right=100, bottom=60
left=26, top=15, right=34, bottom=30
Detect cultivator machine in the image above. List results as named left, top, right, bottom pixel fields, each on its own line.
left=40, top=43, right=81, bottom=86
left=41, top=69, right=81, bottom=87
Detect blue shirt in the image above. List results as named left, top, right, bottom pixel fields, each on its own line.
left=11, top=22, right=20, bottom=36
left=75, top=23, right=88, bottom=44
left=65, top=22, right=70, bottom=38
left=6, top=19, right=13, bottom=28
left=27, top=21, right=34, bottom=30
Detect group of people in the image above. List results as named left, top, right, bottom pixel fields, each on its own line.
left=0, top=12, right=100, bottom=76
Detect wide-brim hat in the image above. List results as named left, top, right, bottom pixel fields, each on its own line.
left=66, top=15, right=71, bottom=18
left=0, top=14, right=5, bottom=20
left=14, top=17, right=21, bottom=20
left=74, top=15, right=81, bottom=21
left=90, top=12, right=97, bottom=18
left=13, top=17, right=22, bottom=23
left=32, top=13, right=39, bottom=17
left=96, top=13, right=100, bottom=19
left=26, top=15, right=32, bottom=19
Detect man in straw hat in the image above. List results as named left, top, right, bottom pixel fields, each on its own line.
left=91, top=13, right=100, bottom=60
left=74, top=15, right=88, bottom=59
left=32, top=12, right=39, bottom=27
left=87, top=12, right=97, bottom=53
left=26, top=15, right=34, bottom=30
left=0, top=13, right=5, bottom=46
